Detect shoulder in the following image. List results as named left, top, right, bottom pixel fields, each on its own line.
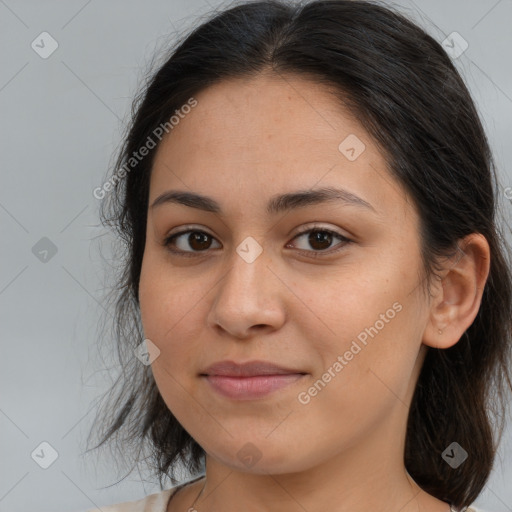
left=82, top=488, right=175, bottom=512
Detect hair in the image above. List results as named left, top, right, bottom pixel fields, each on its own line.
left=85, top=0, right=512, bottom=509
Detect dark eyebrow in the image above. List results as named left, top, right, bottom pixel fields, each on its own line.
left=150, top=186, right=378, bottom=215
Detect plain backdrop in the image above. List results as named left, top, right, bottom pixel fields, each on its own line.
left=1, top=1, right=511, bottom=511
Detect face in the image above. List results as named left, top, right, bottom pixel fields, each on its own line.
left=138, top=72, right=432, bottom=475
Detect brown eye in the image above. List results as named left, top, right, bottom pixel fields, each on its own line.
left=163, top=230, right=221, bottom=255
left=306, top=230, right=334, bottom=250
left=187, top=232, right=213, bottom=251
left=289, top=228, right=351, bottom=255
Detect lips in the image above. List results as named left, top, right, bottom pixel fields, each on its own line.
left=201, top=359, right=306, bottom=377
left=200, top=360, right=307, bottom=400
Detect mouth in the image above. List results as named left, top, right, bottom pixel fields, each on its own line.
left=200, top=360, right=307, bottom=400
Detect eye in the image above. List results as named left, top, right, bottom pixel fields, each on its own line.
left=162, top=225, right=352, bottom=258
left=286, top=226, right=352, bottom=257
left=163, top=229, right=221, bottom=256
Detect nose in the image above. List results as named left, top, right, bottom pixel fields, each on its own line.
left=207, top=244, right=287, bottom=339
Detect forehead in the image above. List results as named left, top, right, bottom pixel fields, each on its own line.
left=149, top=72, right=413, bottom=221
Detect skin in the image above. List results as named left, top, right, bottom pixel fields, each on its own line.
left=137, top=71, right=490, bottom=512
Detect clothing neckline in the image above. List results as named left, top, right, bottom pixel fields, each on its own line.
left=166, top=477, right=469, bottom=512
left=166, top=474, right=205, bottom=509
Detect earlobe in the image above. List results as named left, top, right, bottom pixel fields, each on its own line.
left=422, top=233, right=490, bottom=350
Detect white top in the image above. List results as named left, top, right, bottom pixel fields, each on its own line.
left=84, top=488, right=176, bottom=512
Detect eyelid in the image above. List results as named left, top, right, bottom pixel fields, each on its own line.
left=165, top=222, right=350, bottom=240
left=165, top=224, right=216, bottom=238
left=290, top=221, right=350, bottom=239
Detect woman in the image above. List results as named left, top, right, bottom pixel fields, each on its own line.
left=85, top=1, right=512, bottom=511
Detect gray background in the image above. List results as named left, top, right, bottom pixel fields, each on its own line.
left=1, top=1, right=511, bottom=511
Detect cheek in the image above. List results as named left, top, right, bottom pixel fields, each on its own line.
left=295, top=264, right=421, bottom=399
left=138, top=251, right=214, bottom=372
left=139, top=252, right=192, bottom=338
left=293, top=304, right=420, bottom=447
left=290, top=264, right=404, bottom=352
left=138, top=265, right=202, bottom=420
left=322, top=299, right=423, bottom=426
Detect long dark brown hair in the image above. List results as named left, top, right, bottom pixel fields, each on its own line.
left=85, top=1, right=512, bottom=509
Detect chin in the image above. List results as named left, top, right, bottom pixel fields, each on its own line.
left=204, top=438, right=319, bottom=475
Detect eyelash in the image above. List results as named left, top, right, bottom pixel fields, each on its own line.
left=162, top=225, right=352, bottom=259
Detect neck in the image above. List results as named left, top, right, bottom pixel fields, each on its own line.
left=189, top=415, right=450, bottom=512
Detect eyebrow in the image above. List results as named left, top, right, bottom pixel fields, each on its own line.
left=150, top=186, right=378, bottom=215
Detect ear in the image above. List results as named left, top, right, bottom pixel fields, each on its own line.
left=422, top=233, right=490, bottom=349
